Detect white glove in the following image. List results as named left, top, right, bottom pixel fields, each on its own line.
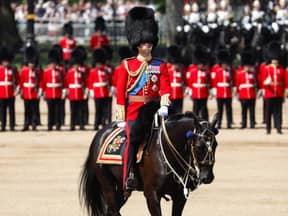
left=257, top=89, right=263, bottom=98
left=109, top=86, right=116, bottom=96
left=117, top=121, right=126, bottom=129
left=158, top=106, right=168, bottom=117
left=37, top=89, right=43, bottom=98
left=89, top=90, right=94, bottom=98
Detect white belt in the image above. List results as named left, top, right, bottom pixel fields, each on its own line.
left=23, top=83, right=36, bottom=88
left=63, top=48, right=72, bottom=53
left=93, top=82, right=108, bottom=87
left=47, top=83, right=62, bottom=88
left=239, top=83, right=254, bottom=89
left=0, top=81, right=13, bottom=86
left=69, top=84, right=82, bottom=88
left=193, top=83, right=207, bottom=88
left=217, top=82, right=230, bottom=87
left=171, top=83, right=182, bottom=87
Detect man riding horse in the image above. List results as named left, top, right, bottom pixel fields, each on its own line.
left=115, top=7, right=171, bottom=195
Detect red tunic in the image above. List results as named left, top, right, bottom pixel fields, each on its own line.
left=167, top=63, right=185, bottom=99
left=88, top=66, right=110, bottom=98
left=42, top=65, right=64, bottom=99
left=59, top=37, right=77, bottom=61
left=261, top=64, right=287, bottom=98
left=212, top=66, right=235, bottom=98
left=19, top=66, right=41, bottom=100
left=186, top=64, right=210, bottom=99
left=116, top=57, right=171, bottom=120
left=236, top=67, right=257, bottom=99
left=65, top=68, right=86, bottom=100
left=0, top=66, right=19, bottom=99
left=90, top=33, right=109, bottom=50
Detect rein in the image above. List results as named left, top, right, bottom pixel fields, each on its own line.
left=159, top=116, right=200, bottom=199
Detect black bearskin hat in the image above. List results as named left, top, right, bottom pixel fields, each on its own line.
left=63, top=21, right=73, bottom=36
left=0, top=46, right=14, bottom=62
left=92, top=48, right=106, bottom=65
left=217, top=49, right=231, bottom=64
left=52, top=44, right=63, bottom=62
left=266, top=41, right=282, bottom=62
left=75, top=46, right=87, bottom=63
left=23, top=46, right=39, bottom=65
left=125, top=7, right=159, bottom=52
left=102, top=45, right=113, bottom=61
left=94, top=16, right=106, bottom=32
left=48, top=47, right=62, bottom=64
left=194, top=45, right=210, bottom=65
left=167, top=45, right=181, bottom=64
left=70, top=49, right=83, bottom=65
left=118, top=46, right=133, bottom=60
left=241, top=48, right=255, bottom=66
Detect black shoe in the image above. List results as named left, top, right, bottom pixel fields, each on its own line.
left=70, top=126, right=75, bottom=131
left=1, top=128, right=5, bottom=132
left=56, top=126, right=61, bottom=131
left=48, top=126, right=52, bottom=131
left=266, top=130, right=271, bottom=135
left=10, top=127, right=15, bottom=131
left=32, top=126, right=37, bottom=131
left=94, top=125, right=99, bottom=130
left=80, top=126, right=85, bottom=131
left=277, top=130, right=283, bottom=134
left=240, top=125, right=246, bottom=129
left=250, top=125, right=255, bottom=129
left=22, top=126, right=29, bottom=131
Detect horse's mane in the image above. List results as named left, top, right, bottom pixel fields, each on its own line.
left=167, top=111, right=198, bottom=122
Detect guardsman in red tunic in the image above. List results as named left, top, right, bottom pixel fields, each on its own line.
left=186, top=45, right=211, bottom=120
left=75, top=46, right=90, bottom=126
left=236, top=49, right=258, bottom=129
left=19, top=46, right=42, bottom=131
left=64, top=49, right=88, bottom=131
left=42, top=48, right=64, bottom=131
left=260, top=42, right=288, bottom=134
left=116, top=7, right=171, bottom=195
left=211, top=49, right=235, bottom=129
left=0, top=46, right=19, bottom=131
left=90, top=16, right=110, bottom=50
left=59, top=22, right=77, bottom=65
left=88, top=48, right=110, bottom=130
left=166, top=45, right=185, bottom=114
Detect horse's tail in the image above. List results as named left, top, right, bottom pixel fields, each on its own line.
left=79, top=135, right=105, bottom=216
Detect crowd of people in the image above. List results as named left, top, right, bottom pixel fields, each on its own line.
left=1, top=1, right=288, bottom=134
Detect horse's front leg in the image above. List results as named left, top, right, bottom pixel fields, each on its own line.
left=171, top=193, right=187, bottom=216
left=144, top=189, right=162, bottom=216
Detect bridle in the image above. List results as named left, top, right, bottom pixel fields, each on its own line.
left=159, top=117, right=217, bottom=199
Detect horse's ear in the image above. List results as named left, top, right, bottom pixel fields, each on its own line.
left=210, top=113, right=219, bottom=128
left=185, top=111, right=202, bottom=129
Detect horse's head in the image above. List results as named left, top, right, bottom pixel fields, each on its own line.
left=188, top=113, right=219, bottom=184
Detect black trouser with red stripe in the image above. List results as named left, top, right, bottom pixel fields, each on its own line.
left=123, top=101, right=159, bottom=189
left=0, top=98, right=15, bottom=131
left=265, top=97, right=283, bottom=133
left=24, top=99, right=38, bottom=129
left=216, top=98, right=232, bottom=128
left=70, top=100, right=85, bottom=129
left=94, top=97, right=110, bottom=129
left=193, top=98, right=209, bottom=120
left=47, top=99, right=62, bottom=130
left=240, top=99, right=256, bottom=128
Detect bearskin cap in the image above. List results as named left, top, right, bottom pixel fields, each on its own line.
left=63, top=21, right=73, bottom=36
left=194, top=45, right=210, bottom=65
left=125, top=7, right=159, bottom=52
left=118, top=46, right=133, bottom=60
left=217, top=49, right=231, bottom=64
left=52, top=44, right=63, bottom=62
left=48, top=48, right=62, bottom=64
left=70, top=48, right=83, bottom=65
left=24, top=46, right=39, bottom=65
left=0, top=46, right=14, bottom=62
left=167, top=45, right=181, bottom=64
left=241, top=48, right=255, bottom=66
left=75, top=46, right=87, bottom=62
left=92, top=48, right=107, bottom=65
left=95, top=16, right=106, bottom=32
left=266, top=41, right=282, bottom=61
left=102, top=45, right=113, bottom=61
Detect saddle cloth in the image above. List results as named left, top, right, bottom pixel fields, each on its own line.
left=96, top=127, right=144, bottom=165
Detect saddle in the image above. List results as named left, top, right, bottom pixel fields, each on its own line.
left=96, top=126, right=145, bottom=165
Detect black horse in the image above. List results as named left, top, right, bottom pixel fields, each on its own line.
left=79, top=112, right=219, bottom=216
